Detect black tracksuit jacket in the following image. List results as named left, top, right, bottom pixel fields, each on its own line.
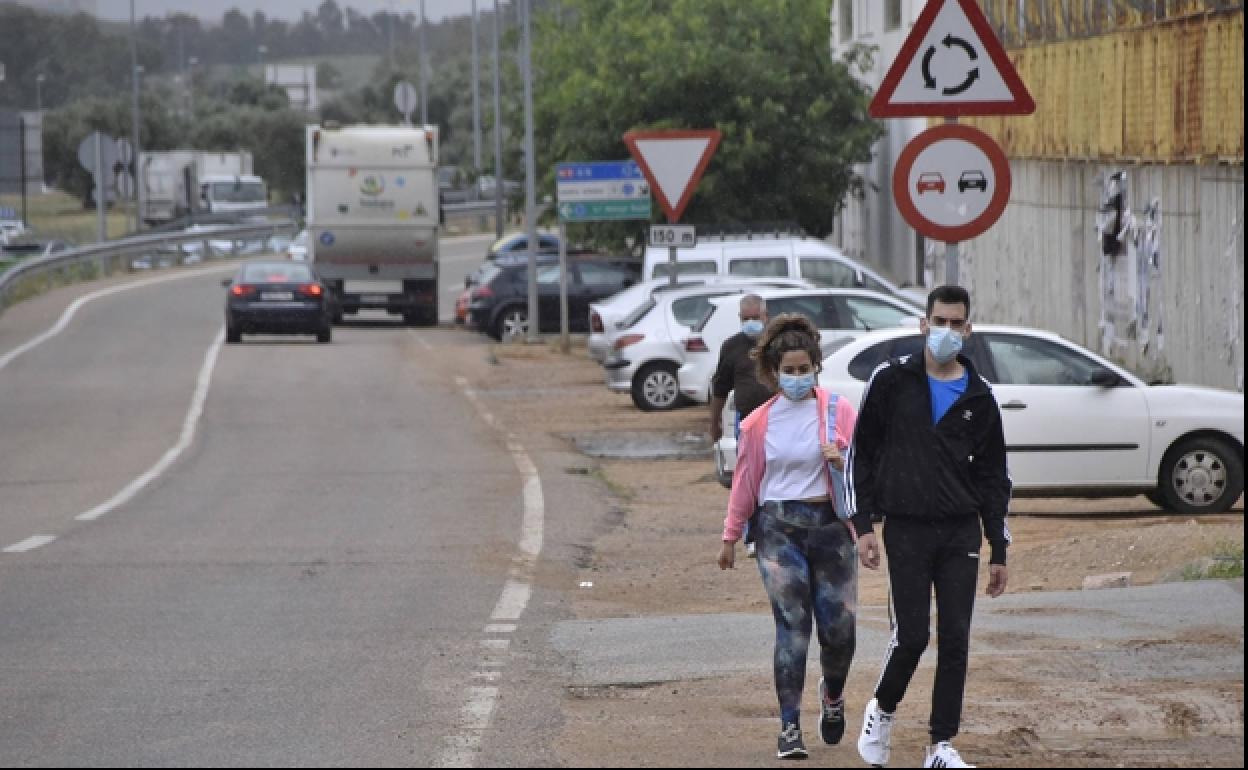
left=846, top=352, right=1013, bottom=564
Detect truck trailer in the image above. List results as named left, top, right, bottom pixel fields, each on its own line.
left=141, top=150, right=268, bottom=224
left=305, top=124, right=440, bottom=326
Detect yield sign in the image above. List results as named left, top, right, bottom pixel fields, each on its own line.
left=869, top=0, right=1035, bottom=118
left=622, top=129, right=722, bottom=223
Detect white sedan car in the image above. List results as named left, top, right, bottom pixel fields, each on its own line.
left=678, top=287, right=922, bottom=404
left=714, top=325, right=1244, bottom=515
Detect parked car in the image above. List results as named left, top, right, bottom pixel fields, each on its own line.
left=713, top=325, right=1245, bottom=515
left=458, top=251, right=640, bottom=325
left=587, top=275, right=814, bottom=364
left=467, top=259, right=638, bottom=341
left=677, top=287, right=922, bottom=404
left=601, top=281, right=817, bottom=411
left=223, top=260, right=333, bottom=344
left=640, top=234, right=926, bottom=307
left=486, top=231, right=562, bottom=261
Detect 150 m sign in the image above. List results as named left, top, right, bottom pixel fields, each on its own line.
left=649, top=225, right=696, bottom=248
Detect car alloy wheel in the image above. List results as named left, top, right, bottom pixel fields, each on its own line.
left=633, top=363, right=681, bottom=411
left=1160, top=437, right=1244, bottom=514
left=499, top=308, right=529, bottom=342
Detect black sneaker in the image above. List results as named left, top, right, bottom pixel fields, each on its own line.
left=818, top=677, right=846, bottom=745
left=777, top=722, right=808, bottom=760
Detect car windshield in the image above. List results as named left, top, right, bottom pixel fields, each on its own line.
left=242, top=264, right=313, bottom=283
left=211, top=182, right=266, bottom=203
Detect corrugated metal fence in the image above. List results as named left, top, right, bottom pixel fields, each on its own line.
left=965, top=5, right=1243, bottom=162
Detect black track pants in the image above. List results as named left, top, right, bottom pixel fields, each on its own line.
left=873, top=516, right=982, bottom=744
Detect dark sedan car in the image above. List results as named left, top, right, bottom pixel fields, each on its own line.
left=224, top=261, right=332, bottom=344
left=468, top=259, right=638, bottom=341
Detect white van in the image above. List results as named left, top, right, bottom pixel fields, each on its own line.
left=642, top=235, right=925, bottom=306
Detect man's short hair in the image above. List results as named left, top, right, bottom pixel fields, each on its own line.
left=740, top=294, right=764, bottom=312
left=926, top=285, right=971, bottom=318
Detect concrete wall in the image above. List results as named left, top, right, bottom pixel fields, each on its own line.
left=959, top=159, right=1244, bottom=392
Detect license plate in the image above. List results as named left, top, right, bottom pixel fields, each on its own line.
left=361, top=294, right=391, bottom=304
left=261, top=291, right=294, bottom=301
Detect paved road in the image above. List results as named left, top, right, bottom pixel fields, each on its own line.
left=0, top=242, right=598, bottom=767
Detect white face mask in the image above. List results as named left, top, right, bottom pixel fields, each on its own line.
left=741, top=319, right=764, bottom=338
left=927, top=326, right=964, bottom=364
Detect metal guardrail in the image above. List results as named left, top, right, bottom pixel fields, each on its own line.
left=0, top=219, right=298, bottom=315
left=141, top=204, right=303, bottom=234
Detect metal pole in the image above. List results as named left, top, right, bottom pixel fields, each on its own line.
left=522, top=0, right=538, bottom=343
left=94, top=132, right=106, bottom=243
left=943, top=116, right=958, bottom=285
left=130, top=0, right=143, bottom=233
left=668, top=245, right=678, bottom=287
left=492, top=0, right=504, bottom=237
left=471, top=0, right=481, bottom=173
left=558, top=220, right=569, bottom=352
left=419, top=0, right=429, bottom=125
left=18, top=117, right=27, bottom=227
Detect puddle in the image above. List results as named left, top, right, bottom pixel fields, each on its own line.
left=566, top=431, right=712, bottom=460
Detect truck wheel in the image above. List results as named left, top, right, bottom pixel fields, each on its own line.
left=494, top=306, right=528, bottom=342
left=1158, top=436, right=1244, bottom=514
left=632, top=362, right=682, bottom=411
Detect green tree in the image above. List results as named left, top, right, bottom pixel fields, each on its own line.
left=532, top=0, right=882, bottom=242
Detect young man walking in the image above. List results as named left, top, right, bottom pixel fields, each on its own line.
left=846, top=285, right=1012, bottom=769
left=709, top=294, right=772, bottom=556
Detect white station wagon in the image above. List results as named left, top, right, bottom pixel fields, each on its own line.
left=715, top=325, right=1245, bottom=515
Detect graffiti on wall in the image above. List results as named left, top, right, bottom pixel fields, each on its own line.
left=1095, top=171, right=1165, bottom=360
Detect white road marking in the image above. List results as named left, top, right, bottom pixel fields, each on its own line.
left=3, top=535, right=57, bottom=553
left=75, top=327, right=224, bottom=521
left=0, top=265, right=234, bottom=373
left=434, top=370, right=545, bottom=769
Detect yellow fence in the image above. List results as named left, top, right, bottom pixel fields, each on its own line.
left=978, top=0, right=1241, bottom=44
left=961, top=9, right=1244, bottom=162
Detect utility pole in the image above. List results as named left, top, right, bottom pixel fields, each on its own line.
left=492, top=0, right=504, bottom=237
left=419, top=0, right=429, bottom=125
left=129, top=0, right=143, bottom=233
left=471, top=0, right=481, bottom=172
left=522, top=0, right=538, bottom=343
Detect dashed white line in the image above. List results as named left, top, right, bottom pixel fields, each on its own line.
left=76, top=327, right=224, bottom=522
left=3, top=535, right=57, bottom=553
left=433, top=368, right=545, bottom=769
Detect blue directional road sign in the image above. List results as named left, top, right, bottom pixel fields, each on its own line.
left=556, top=161, right=651, bottom=223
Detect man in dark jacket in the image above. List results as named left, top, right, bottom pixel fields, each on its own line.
left=848, top=285, right=1011, bottom=770
left=710, top=294, right=773, bottom=555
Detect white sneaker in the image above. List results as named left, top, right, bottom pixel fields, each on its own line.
left=924, top=741, right=975, bottom=768
left=745, top=541, right=757, bottom=558
left=857, top=698, right=894, bottom=766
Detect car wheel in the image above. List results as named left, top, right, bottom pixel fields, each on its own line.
left=226, top=325, right=242, bottom=344
left=316, top=325, right=332, bottom=344
left=495, top=306, right=529, bottom=342
left=1158, top=436, right=1244, bottom=514
left=632, top=362, right=682, bottom=411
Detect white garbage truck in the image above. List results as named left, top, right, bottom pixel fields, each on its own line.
left=305, top=123, right=441, bottom=326
left=141, top=150, right=268, bottom=224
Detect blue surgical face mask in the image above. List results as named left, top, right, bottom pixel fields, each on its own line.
left=927, top=326, right=964, bottom=364
left=778, top=372, right=816, bottom=400
left=741, top=319, right=764, bottom=338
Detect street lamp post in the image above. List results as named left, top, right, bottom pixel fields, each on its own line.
left=187, top=56, right=198, bottom=116
left=419, top=0, right=429, bottom=125
left=522, top=0, right=538, bottom=343
left=492, top=0, right=504, bottom=237
left=471, top=0, right=481, bottom=173
left=130, top=0, right=143, bottom=233
left=257, top=44, right=268, bottom=74
left=35, top=74, right=44, bottom=114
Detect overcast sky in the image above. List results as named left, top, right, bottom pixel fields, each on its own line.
left=93, top=1, right=483, bottom=23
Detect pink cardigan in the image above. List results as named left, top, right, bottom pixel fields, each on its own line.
left=722, top=387, right=858, bottom=542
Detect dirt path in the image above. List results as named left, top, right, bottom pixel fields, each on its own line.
left=439, top=331, right=1244, bottom=767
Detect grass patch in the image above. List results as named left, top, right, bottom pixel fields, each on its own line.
left=0, top=191, right=135, bottom=245
left=1181, top=541, right=1245, bottom=580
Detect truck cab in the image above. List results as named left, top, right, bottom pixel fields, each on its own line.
left=200, top=175, right=268, bottom=214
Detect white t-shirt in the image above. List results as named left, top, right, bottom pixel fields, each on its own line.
left=760, top=395, right=826, bottom=503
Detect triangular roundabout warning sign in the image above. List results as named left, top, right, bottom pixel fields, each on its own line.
left=869, top=0, right=1035, bottom=118
left=623, top=129, right=722, bottom=223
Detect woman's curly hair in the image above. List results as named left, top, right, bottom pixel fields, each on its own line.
left=751, top=313, right=822, bottom=390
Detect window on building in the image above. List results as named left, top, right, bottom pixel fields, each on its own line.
left=838, top=0, right=854, bottom=42
left=885, top=0, right=903, bottom=30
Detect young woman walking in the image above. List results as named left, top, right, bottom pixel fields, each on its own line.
left=717, top=314, right=860, bottom=760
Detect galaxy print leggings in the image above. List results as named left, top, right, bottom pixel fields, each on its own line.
left=755, top=501, right=858, bottom=727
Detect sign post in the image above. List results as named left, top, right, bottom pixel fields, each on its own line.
left=623, top=129, right=722, bottom=286
left=869, top=0, right=1034, bottom=286
left=554, top=160, right=651, bottom=351
left=78, top=131, right=116, bottom=243
left=394, top=81, right=419, bottom=126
